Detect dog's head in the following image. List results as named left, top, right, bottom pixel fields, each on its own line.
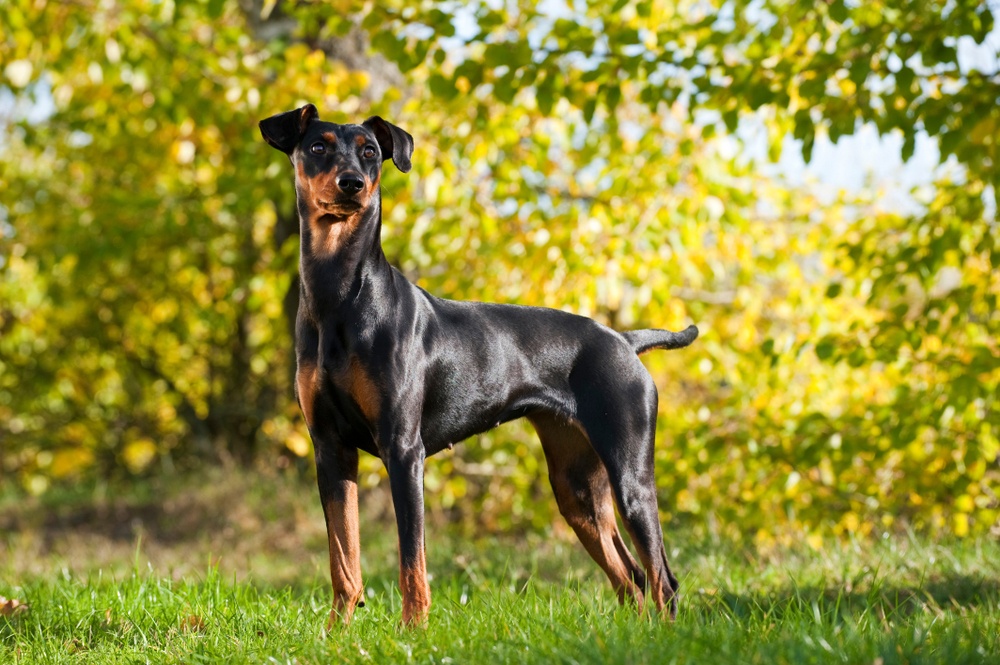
left=260, top=104, right=413, bottom=223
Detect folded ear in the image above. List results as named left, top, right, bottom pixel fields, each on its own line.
left=259, top=104, right=319, bottom=154
left=362, top=116, right=414, bottom=173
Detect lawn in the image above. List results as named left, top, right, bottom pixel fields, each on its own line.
left=2, top=471, right=998, bottom=664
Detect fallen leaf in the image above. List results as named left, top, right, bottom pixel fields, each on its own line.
left=65, top=638, right=87, bottom=653
left=0, top=597, right=29, bottom=617
left=180, top=614, right=206, bottom=633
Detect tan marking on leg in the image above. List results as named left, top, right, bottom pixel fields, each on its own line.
left=611, top=530, right=646, bottom=590
left=529, top=413, right=645, bottom=609
left=618, top=520, right=675, bottom=617
left=325, top=484, right=364, bottom=628
left=628, top=529, right=678, bottom=620
left=296, top=363, right=319, bottom=429
left=399, top=548, right=430, bottom=626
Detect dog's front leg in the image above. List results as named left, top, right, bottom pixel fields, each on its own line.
left=314, top=436, right=364, bottom=628
left=385, top=440, right=430, bottom=626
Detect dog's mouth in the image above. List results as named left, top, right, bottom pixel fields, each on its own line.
left=316, top=198, right=363, bottom=220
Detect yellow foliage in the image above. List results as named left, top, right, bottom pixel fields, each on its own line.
left=953, top=513, right=970, bottom=537
left=50, top=449, right=95, bottom=479
left=123, top=439, right=158, bottom=474
left=285, top=431, right=311, bottom=458
left=955, top=495, right=975, bottom=513
left=1, top=0, right=997, bottom=541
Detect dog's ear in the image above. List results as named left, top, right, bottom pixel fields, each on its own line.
left=259, top=104, right=319, bottom=155
left=362, top=116, right=414, bottom=173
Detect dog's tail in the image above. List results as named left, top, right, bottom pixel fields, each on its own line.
left=622, top=325, right=699, bottom=355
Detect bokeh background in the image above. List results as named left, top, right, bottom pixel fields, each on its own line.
left=1, top=0, right=998, bottom=543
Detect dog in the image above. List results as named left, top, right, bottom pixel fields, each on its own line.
left=259, top=104, right=698, bottom=626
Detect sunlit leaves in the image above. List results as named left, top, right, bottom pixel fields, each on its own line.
left=0, top=0, right=365, bottom=481
left=1, top=0, right=996, bottom=539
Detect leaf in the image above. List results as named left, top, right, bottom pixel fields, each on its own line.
left=901, top=131, right=915, bottom=162
left=494, top=71, right=517, bottom=103
left=454, top=60, right=483, bottom=88
left=815, top=337, right=836, bottom=361
left=537, top=75, right=556, bottom=115
left=207, top=0, right=225, bottom=19
left=180, top=614, right=206, bottom=633
left=429, top=73, right=457, bottom=100
left=604, top=83, right=622, bottom=114
left=849, top=59, right=869, bottom=86
left=828, top=0, right=849, bottom=23
left=484, top=43, right=512, bottom=69
left=371, top=30, right=405, bottom=63
left=748, top=84, right=773, bottom=111
left=801, top=131, right=815, bottom=162
left=939, top=129, right=962, bottom=158
left=428, top=9, right=455, bottom=38
left=722, top=108, right=739, bottom=132
left=793, top=109, right=813, bottom=141
left=0, top=597, right=29, bottom=617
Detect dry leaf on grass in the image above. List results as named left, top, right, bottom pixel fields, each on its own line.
left=65, top=637, right=87, bottom=654
left=179, top=614, right=206, bottom=633
left=0, top=596, right=29, bottom=617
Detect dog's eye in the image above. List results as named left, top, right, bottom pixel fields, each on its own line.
left=362, top=145, right=377, bottom=159
left=310, top=142, right=326, bottom=155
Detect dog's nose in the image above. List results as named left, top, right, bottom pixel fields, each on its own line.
left=338, top=174, right=365, bottom=194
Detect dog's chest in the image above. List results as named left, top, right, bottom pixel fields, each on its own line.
left=321, top=352, right=381, bottom=425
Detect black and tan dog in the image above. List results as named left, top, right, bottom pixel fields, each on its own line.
left=260, top=104, right=698, bottom=627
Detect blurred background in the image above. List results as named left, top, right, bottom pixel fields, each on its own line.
left=1, top=0, right=997, bottom=546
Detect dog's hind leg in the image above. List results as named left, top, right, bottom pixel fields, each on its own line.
left=529, top=412, right=647, bottom=608
left=577, top=376, right=680, bottom=619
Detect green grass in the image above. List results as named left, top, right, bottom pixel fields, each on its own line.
left=2, top=472, right=999, bottom=663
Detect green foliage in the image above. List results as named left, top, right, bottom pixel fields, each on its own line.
left=1, top=0, right=997, bottom=538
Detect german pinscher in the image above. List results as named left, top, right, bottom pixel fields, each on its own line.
left=260, top=104, right=698, bottom=627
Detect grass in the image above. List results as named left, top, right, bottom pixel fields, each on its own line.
left=2, top=471, right=999, bottom=664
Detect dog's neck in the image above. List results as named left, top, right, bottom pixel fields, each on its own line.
left=296, top=193, right=394, bottom=317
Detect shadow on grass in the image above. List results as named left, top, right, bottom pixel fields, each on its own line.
left=693, top=572, right=999, bottom=626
